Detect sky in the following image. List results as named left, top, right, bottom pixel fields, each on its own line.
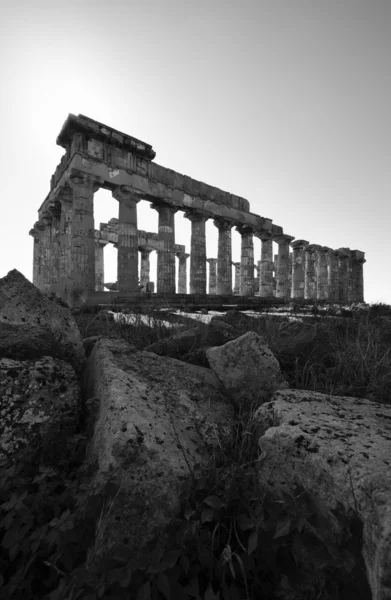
left=1, top=0, right=390, bottom=304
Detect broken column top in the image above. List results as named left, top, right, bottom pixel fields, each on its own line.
left=56, top=114, right=156, bottom=161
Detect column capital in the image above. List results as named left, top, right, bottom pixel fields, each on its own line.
left=66, top=169, right=103, bottom=192
left=306, top=244, right=322, bottom=253
left=94, top=238, right=109, bottom=248
left=183, top=209, right=209, bottom=223
left=151, top=200, right=178, bottom=215
left=139, top=246, right=153, bottom=254
left=112, top=185, right=141, bottom=204
left=207, top=258, right=218, bottom=264
left=213, top=217, right=235, bottom=231
left=176, top=251, right=190, bottom=260
left=335, top=247, right=351, bottom=259
left=291, top=239, right=309, bottom=250
left=254, top=230, right=274, bottom=242
left=236, top=224, right=254, bottom=235
left=273, top=234, right=295, bottom=244
left=350, top=249, right=366, bottom=262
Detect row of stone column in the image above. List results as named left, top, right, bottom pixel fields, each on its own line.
left=31, top=171, right=365, bottom=303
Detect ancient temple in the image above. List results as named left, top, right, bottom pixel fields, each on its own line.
left=30, top=114, right=365, bottom=306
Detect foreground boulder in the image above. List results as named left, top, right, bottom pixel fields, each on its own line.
left=0, top=355, right=81, bottom=466
left=255, top=389, right=391, bottom=600
left=144, top=319, right=237, bottom=363
left=83, top=338, right=234, bottom=566
left=0, top=270, right=85, bottom=371
left=206, top=331, right=289, bottom=410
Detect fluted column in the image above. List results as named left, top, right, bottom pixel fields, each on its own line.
left=304, top=244, right=322, bottom=300
left=257, top=232, right=274, bottom=297
left=337, top=248, right=350, bottom=303
left=349, top=251, right=366, bottom=303
left=39, top=216, right=53, bottom=294
left=140, top=248, right=153, bottom=290
left=236, top=225, right=254, bottom=296
left=207, top=258, right=218, bottom=294
left=254, top=262, right=261, bottom=295
left=176, top=252, right=190, bottom=294
left=214, top=218, right=233, bottom=295
left=49, top=209, right=62, bottom=297
left=327, top=250, right=340, bottom=301
left=67, top=172, right=101, bottom=297
left=185, top=211, right=207, bottom=294
left=291, top=240, right=309, bottom=299
left=232, top=262, right=240, bottom=294
left=317, top=247, right=331, bottom=300
left=95, top=239, right=109, bottom=291
left=152, top=203, right=177, bottom=293
left=29, top=222, right=45, bottom=292
left=57, top=188, right=73, bottom=302
left=274, top=235, right=294, bottom=299
left=112, top=186, right=140, bottom=293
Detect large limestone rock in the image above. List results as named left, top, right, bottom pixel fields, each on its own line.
left=255, top=389, right=391, bottom=600
left=0, top=270, right=85, bottom=371
left=206, top=331, right=289, bottom=410
left=83, top=338, right=234, bottom=565
left=144, top=319, right=237, bottom=362
left=0, top=355, right=81, bottom=467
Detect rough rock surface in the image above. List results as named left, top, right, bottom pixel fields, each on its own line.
left=255, top=389, right=391, bottom=600
left=0, top=355, right=81, bottom=466
left=206, top=331, right=289, bottom=409
left=144, top=319, right=237, bottom=361
left=0, top=270, right=85, bottom=371
left=83, top=338, right=234, bottom=564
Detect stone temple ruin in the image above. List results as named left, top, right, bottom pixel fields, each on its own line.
left=30, top=114, right=365, bottom=307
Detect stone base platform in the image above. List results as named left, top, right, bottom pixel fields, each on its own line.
left=73, top=291, right=330, bottom=311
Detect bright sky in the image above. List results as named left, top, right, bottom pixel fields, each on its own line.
left=1, top=0, right=390, bottom=304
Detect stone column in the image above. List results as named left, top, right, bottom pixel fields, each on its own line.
left=49, top=209, right=62, bottom=297
left=67, top=172, right=101, bottom=298
left=288, top=253, right=293, bottom=297
left=29, top=223, right=44, bottom=292
left=57, top=187, right=74, bottom=302
left=207, top=258, right=218, bottom=294
left=254, top=262, right=261, bottom=295
left=350, top=251, right=366, bottom=303
left=112, top=186, right=140, bottom=293
left=176, top=252, right=190, bottom=294
left=153, top=203, right=177, bottom=293
left=327, top=250, right=340, bottom=301
left=291, top=240, right=309, bottom=299
left=232, top=262, right=240, bottom=294
left=257, top=232, right=274, bottom=297
left=274, top=235, right=294, bottom=299
left=337, top=248, right=350, bottom=303
left=236, top=225, right=254, bottom=296
left=304, top=244, right=322, bottom=300
left=317, top=247, right=331, bottom=300
left=185, top=211, right=207, bottom=295
left=95, top=238, right=109, bottom=291
left=38, top=216, right=54, bottom=295
left=140, top=247, right=153, bottom=290
left=214, top=219, right=233, bottom=295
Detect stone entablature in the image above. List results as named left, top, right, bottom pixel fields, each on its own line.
left=96, top=222, right=185, bottom=254
left=44, top=114, right=251, bottom=215
left=30, top=114, right=365, bottom=305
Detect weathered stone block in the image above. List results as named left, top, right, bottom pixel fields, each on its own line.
left=255, top=389, right=391, bottom=600
left=206, top=331, right=288, bottom=409
left=0, top=355, right=81, bottom=466
left=0, top=270, right=85, bottom=371
left=83, top=338, right=234, bottom=564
